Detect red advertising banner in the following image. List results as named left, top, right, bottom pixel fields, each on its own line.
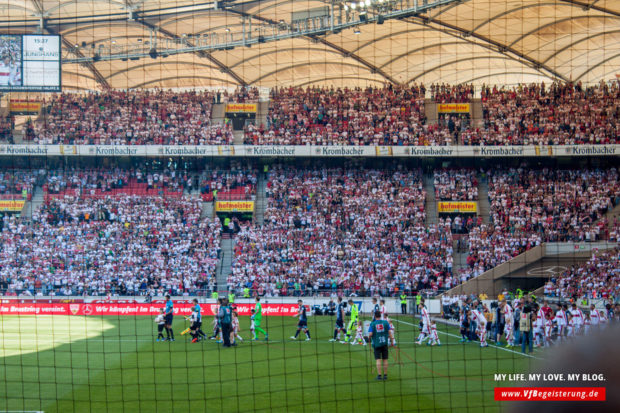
left=0, top=302, right=300, bottom=316
left=494, top=387, right=606, bottom=401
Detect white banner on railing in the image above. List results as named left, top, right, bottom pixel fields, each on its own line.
left=0, top=144, right=617, bottom=158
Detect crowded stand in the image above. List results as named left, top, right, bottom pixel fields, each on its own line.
left=544, top=249, right=619, bottom=300
left=0, top=195, right=221, bottom=296
left=429, top=82, right=474, bottom=142
left=446, top=215, right=481, bottom=235
left=433, top=168, right=478, bottom=201
left=609, top=218, right=620, bottom=243
left=43, top=168, right=191, bottom=199
left=199, top=164, right=257, bottom=201
left=487, top=167, right=618, bottom=242
left=0, top=114, right=13, bottom=142
left=0, top=163, right=618, bottom=299
left=464, top=224, right=543, bottom=274
left=243, top=85, right=446, bottom=146
left=219, top=86, right=259, bottom=103
left=34, top=90, right=233, bottom=145
left=0, top=169, right=43, bottom=199
left=462, top=167, right=619, bottom=277
left=12, top=81, right=619, bottom=147
left=229, top=166, right=456, bottom=297
left=437, top=114, right=472, bottom=139
left=2, top=5, right=620, bottom=409
left=429, top=83, right=473, bottom=103
left=477, top=81, right=620, bottom=145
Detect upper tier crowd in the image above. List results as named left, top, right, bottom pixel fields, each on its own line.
left=473, top=82, right=620, bottom=145
left=13, top=81, right=616, bottom=146
left=429, top=83, right=474, bottom=103
left=244, top=85, right=434, bottom=145
left=0, top=195, right=221, bottom=296
left=217, top=86, right=259, bottom=103
left=33, top=90, right=233, bottom=145
left=246, top=81, right=618, bottom=146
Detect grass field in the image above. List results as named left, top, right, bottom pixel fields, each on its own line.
left=0, top=314, right=542, bottom=413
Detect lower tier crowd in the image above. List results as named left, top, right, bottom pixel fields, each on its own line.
left=0, top=165, right=617, bottom=302
left=0, top=196, right=221, bottom=296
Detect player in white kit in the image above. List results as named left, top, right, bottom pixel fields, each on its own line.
left=351, top=320, right=366, bottom=346
left=501, top=300, right=515, bottom=347
left=429, top=320, right=441, bottom=346
left=589, top=304, right=600, bottom=330
left=472, top=304, right=488, bottom=347
left=533, top=304, right=545, bottom=347
left=416, top=300, right=432, bottom=345
left=566, top=313, right=575, bottom=338
left=570, top=303, right=584, bottom=335
left=386, top=315, right=397, bottom=346
left=232, top=307, right=243, bottom=342
left=543, top=312, right=554, bottom=346
left=555, top=304, right=568, bottom=340
left=380, top=299, right=388, bottom=320
left=599, top=309, right=608, bottom=327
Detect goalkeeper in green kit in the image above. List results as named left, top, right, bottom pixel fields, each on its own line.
left=252, top=296, right=268, bottom=341
left=344, top=298, right=359, bottom=343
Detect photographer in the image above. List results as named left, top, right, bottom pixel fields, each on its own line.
left=513, top=300, right=522, bottom=345
left=491, top=301, right=503, bottom=343
left=327, top=299, right=336, bottom=316
left=520, top=302, right=533, bottom=354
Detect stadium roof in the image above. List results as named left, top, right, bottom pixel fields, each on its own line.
left=2, top=0, right=619, bottom=90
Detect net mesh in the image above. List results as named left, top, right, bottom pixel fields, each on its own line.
left=0, top=0, right=618, bottom=412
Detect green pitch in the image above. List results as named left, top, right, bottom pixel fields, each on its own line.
left=0, top=314, right=539, bottom=413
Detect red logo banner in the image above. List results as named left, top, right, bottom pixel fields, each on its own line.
left=494, top=387, right=606, bottom=401
left=0, top=302, right=300, bottom=316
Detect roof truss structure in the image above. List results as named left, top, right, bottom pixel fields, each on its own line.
left=0, top=0, right=617, bottom=90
